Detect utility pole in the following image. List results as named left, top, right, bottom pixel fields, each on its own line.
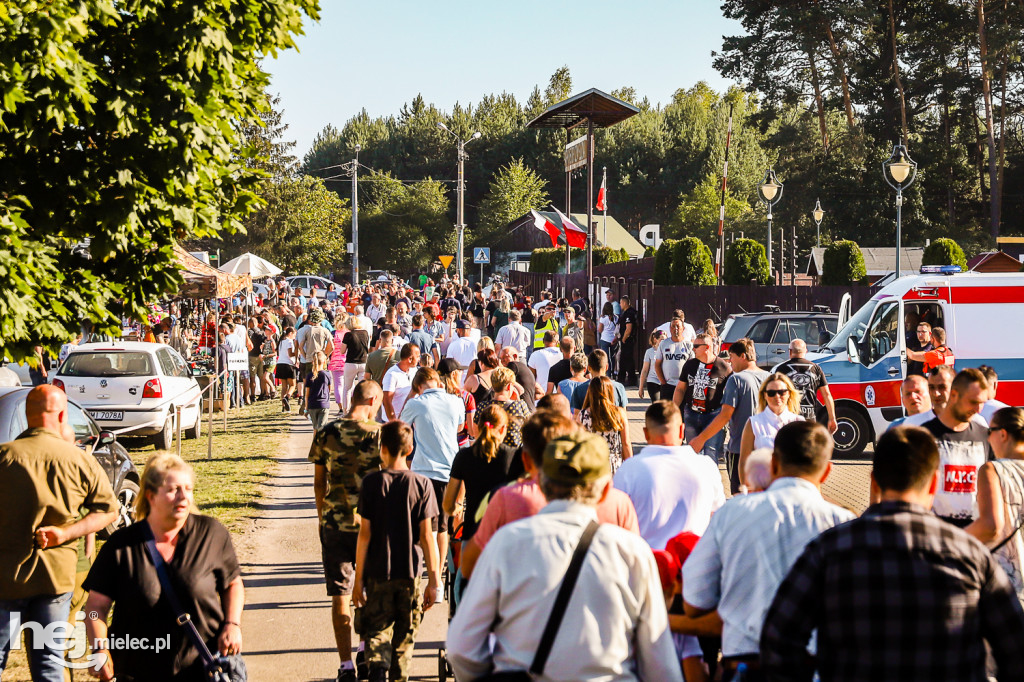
left=351, top=145, right=360, bottom=284
left=457, top=138, right=466, bottom=285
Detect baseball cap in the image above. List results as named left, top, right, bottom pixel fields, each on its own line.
left=652, top=550, right=681, bottom=595
left=437, top=357, right=466, bottom=375
left=542, top=432, right=611, bottom=486
left=664, top=531, right=701, bottom=567
left=455, top=319, right=470, bottom=330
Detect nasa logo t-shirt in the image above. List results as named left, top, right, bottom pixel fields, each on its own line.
left=922, top=417, right=991, bottom=521
left=657, top=338, right=693, bottom=386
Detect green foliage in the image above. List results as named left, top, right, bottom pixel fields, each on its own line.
left=476, top=158, right=550, bottom=246
left=358, top=173, right=453, bottom=274
left=822, top=241, right=867, bottom=285
left=529, top=247, right=627, bottom=273
left=664, top=175, right=755, bottom=247
left=922, top=238, right=968, bottom=271
left=654, top=239, right=678, bottom=285
left=0, top=0, right=318, bottom=361
left=644, top=245, right=657, bottom=258
left=670, top=237, right=716, bottom=285
left=724, top=239, right=770, bottom=285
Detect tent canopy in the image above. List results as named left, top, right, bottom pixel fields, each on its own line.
left=220, top=252, right=282, bottom=278
left=174, top=245, right=251, bottom=299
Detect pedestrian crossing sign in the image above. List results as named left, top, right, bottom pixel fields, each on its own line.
left=439, top=255, right=454, bottom=269
left=474, top=247, right=490, bottom=264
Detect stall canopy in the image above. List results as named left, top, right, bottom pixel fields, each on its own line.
left=220, top=252, right=282, bottom=278
left=173, top=245, right=251, bottom=299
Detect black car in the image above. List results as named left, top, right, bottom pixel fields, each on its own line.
left=719, top=305, right=839, bottom=370
left=0, top=386, right=139, bottom=538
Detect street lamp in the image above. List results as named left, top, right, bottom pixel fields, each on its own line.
left=438, top=122, right=482, bottom=285
left=351, top=144, right=360, bottom=284
left=757, top=168, right=783, bottom=280
left=812, top=198, right=824, bottom=248
left=882, top=144, right=918, bottom=280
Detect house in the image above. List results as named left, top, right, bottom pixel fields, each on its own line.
left=996, top=237, right=1024, bottom=262
left=491, top=210, right=646, bottom=272
left=806, top=246, right=924, bottom=285
left=968, top=250, right=1022, bottom=273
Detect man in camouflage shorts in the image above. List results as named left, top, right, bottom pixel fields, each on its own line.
left=310, top=380, right=384, bottom=682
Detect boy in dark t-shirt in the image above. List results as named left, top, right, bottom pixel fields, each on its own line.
left=353, top=421, right=439, bottom=682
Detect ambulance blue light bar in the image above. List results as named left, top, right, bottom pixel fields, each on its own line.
left=920, top=265, right=962, bottom=275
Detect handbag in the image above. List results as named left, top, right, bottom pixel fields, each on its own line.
left=473, top=520, right=601, bottom=682
left=143, top=526, right=247, bottom=682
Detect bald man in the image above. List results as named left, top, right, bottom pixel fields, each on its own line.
left=0, top=385, right=118, bottom=680
left=773, top=339, right=837, bottom=433
left=886, top=375, right=932, bottom=431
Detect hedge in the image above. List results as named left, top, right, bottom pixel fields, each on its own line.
left=821, top=240, right=867, bottom=285
left=529, top=246, right=628, bottom=273
left=724, top=238, right=770, bottom=285
left=670, top=237, right=716, bottom=285
left=653, top=238, right=678, bottom=284
left=922, top=237, right=967, bottom=271
left=644, top=245, right=657, bottom=258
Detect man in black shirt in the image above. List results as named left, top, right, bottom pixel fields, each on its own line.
left=544, top=336, right=576, bottom=393
left=907, top=321, right=933, bottom=377
left=247, top=320, right=267, bottom=400
left=499, top=346, right=536, bottom=411
left=774, top=339, right=837, bottom=432
left=616, top=295, right=640, bottom=387
left=673, top=333, right=732, bottom=464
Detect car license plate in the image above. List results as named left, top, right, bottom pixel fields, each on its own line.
left=90, top=411, right=123, bottom=421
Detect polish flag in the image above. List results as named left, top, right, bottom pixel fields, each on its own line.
left=553, top=207, right=587, bottom=248
left=596, top=175, right=607, bottom=212
left=531, top=209, right=561, bottom=248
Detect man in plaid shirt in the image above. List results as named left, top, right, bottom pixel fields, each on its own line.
left=760, top=425, right=1024, bottom=681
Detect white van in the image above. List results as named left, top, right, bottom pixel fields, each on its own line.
left=810, top=268, right=1023, bottom=457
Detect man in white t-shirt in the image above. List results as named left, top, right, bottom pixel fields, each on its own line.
left=655, top=309, right=697, bottom=344
left=527, top=330, right=562, bottom=397
left=654, top=317, right=693, bottom=402
left=382, top=343, right=420, bottom=420
left=614, top=400, right=724, bottom=549
left=445, top=320, right=477, bottom=374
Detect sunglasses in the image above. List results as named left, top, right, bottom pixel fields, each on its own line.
left=765, top=388, right=790, bottom=397
left=693, top=343, right=708, bottom=349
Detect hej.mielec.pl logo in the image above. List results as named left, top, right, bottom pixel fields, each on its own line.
left=9, top=610, right=170, bottom=670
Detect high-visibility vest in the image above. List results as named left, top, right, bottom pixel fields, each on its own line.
left=923, top=346, right=955, bottom=375
left=533, top=318, right=561, bottom=348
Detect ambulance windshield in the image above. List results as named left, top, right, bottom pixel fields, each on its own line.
left=824, top=299, right=878, bottom=354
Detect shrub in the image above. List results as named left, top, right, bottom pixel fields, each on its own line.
left=654, top=238, right=678, bottom=285
left=821, top=240, right=867, bottom=285
left=922, top=237, right=967, bottom=271
left=529, top=246, right=628, bottom=273
left=644, top=245, right=657, bottom=258
left=670, top=237, right=716, bottom=285
left=724, top=238, right=770, bottom=285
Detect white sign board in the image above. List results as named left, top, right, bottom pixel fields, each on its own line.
left=227, top=352, right=248, bottom=372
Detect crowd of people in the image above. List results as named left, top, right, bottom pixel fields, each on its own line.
left=3, top=271, right=1024, bottom=682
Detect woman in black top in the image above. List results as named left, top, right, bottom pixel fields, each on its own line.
left=340, top=317, right=370, bottom=412
left=84, top=454, right=243, bottom=682
left=443, top=405, right=523, bottom=541
left=463, top=348, right=499, bottom=405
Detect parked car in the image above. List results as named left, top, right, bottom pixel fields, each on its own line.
left=0, top=386, right=139, bottom=538
left=53, top=342, right=203, bottom=449
left=364, top=270, right=396, bottom=282
left=286, top=275, right=336, bottom=295
left=719, top=305, right=841, bottom=370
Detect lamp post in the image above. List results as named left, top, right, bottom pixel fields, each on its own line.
left=757, top=168, right=783, bottom=281
left=882, top=144, right=918, bottom=280
left=812, top=198, right=824, bottom=248
left=438, top=122, right=481, bottom=285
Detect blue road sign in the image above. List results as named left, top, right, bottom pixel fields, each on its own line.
left=473, top=247, right=491, bottom=264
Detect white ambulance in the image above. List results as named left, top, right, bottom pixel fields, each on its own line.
left=810, top=267, right=1023, bottom=457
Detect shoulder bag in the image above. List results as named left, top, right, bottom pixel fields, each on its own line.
left=143, top=526, right=247, bottom=682
left=474, top=519, right=600, bottom=682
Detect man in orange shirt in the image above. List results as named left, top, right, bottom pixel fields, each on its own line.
left=907, top=326, right=955, bottom=374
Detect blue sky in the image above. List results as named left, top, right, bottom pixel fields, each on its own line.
left=265, top=1, right=741, bottom=157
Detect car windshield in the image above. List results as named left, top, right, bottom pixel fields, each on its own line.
left=824, top=300, right=879, bottom=353
left=60, top=352, right=155, bottom=377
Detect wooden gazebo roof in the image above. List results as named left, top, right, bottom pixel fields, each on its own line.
left=526, top=88, right=639, bottom=129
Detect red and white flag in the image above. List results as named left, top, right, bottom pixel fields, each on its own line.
left=596, top=172, right=607, bottom=212
left=553, top=206, right=587, bottom=248
left=531, top=209, right=561, bottom=248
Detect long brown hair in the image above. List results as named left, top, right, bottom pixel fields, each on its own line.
left=474, top=404, right=508, bottom=462
left=581, top=375, right=623, bottom=432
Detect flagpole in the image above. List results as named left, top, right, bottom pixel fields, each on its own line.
left=602, top=166, right=608, bottom=248
left=717, top=104, right=734, bottom=285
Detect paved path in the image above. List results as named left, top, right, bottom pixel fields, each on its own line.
left=241, top=390, right=872, bottom=681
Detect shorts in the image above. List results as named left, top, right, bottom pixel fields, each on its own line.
left=248, top=356, right=263, bottom=375
left=430, top=478, right=450, bottom=534
left=275, top=363, right=295, bottom=380
left=300, top=361, right=313, bottom=379
left=320, top=526, right=358, bottom=596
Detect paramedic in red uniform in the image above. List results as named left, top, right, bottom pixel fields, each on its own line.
left=906, top=326, right=955, bottom=375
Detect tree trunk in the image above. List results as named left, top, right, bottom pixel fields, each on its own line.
left=815, top=0, right=856, bottom=129
left=807, top=46, right=831, bottom=151
left=887, top=0, right=909, bottom=143
left=944, top=100, right=955, bottom=225
left=976, top=0, right=1000, bottom=238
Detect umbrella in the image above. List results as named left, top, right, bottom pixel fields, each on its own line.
left=219, top=252, right=282, bottom=278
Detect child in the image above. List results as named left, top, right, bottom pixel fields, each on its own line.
left=352, top=421, right=440, bottom=682
left=656, top=532, right=712, bottom=682
left=304, top=350, right=333, bottom=431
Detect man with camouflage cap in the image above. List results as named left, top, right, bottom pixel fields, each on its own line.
left=310, top=380, right=383, bottom=682
left=448, top=431, right=682, bottom=682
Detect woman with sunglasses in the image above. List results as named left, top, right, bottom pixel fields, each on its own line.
left=966, top=406, right=1024, bottom=604
left=738, top=373, right=802, bottom=489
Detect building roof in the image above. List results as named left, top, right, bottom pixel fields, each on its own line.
left=497, top=211, right=646, bottom=258
left=526, top=88, right=640, bottom=129
left=968, top=250, right=1022, bottom=272
left=806, top=246, right=924, bottom=277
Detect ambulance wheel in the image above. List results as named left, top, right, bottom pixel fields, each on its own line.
left=833, top=406, right=869, bottom=459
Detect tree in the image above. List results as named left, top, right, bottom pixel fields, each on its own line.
left=922, top=237, right=968, bottom=270
left=724, top=238, right=770, bottom=285
left=671, top=237, right=716, bottom=285
left=0, top=0, right=318, bottom=361
left=654, top=239, right=679, bottom=285
left=475, top=159, right=550, bottom=246
left=822, top=240, right=867, bottom=285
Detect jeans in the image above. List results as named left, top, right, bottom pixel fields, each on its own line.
left=0, top=591, right=74, bottom=682
left=342, top=363, right=365, bottom=413
left=599, top=340, right=615, bottom=374
left=684, top=407, right=726, bottom=465
left=330, top=369, right=346, bottom=406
